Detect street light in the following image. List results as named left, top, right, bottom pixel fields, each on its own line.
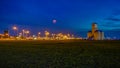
left=38, top=32, right=41, bottom=38
left=22, top=29, right=25, bottom=38
left=26, top=30, right=30, bottom=37
left=13, top=26, right=17, bottom=30
left=38, top=32, right=41, bottom=35
left=12, top=26, right=18, bottom=37
left=26, top=30, right=30, bottom=34
left=45, top=31, right=50, bottom=39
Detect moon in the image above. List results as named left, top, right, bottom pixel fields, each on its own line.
left=52, top=19, right=57, bottom=24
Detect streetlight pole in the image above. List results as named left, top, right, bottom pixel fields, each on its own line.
left=45, top=31, right=50, bottom=39
left=22, top=29, right=25, bottom=38
left=26, top=30, right=30, bottom=37
left=38, top=32, right=41, bottom=38
left=12, top=26, right=18, bottom=37
left=24, top=30, right=30, bottom=38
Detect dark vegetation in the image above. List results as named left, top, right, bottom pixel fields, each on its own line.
left=0, top=40, right=120, bottom=68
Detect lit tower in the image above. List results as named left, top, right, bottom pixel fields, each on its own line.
left=92, top=23, right=98, bottom=34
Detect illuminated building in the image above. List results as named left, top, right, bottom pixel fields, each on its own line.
left=87, top=23, right=104, bottom=40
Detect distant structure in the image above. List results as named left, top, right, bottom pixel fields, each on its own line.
left=87, top=23, right=104, bottom=40
left=0, top=30, right=9, bottom=39
left=4, top=30, right=9, bottom=38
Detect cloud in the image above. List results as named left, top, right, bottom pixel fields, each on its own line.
left=104, top=9, right=120, bottom=22
left=105, top=17, right=120, bottom=22
left=101, top=22, right=120, bottom=28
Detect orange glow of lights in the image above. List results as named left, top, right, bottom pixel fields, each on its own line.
left=26, top=31, right=30, bottom=34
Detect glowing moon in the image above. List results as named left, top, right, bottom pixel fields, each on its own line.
left=53, top=19, right=57, bottom=24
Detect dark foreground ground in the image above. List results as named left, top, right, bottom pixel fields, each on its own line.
left=0, top=40, right=120, bottom=68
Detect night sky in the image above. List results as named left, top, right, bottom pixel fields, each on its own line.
left=1, top=0, right=120, bottom=38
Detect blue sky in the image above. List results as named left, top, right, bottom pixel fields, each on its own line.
left=0, top=0, right=120, bottom=38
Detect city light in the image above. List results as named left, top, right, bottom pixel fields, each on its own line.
left=38, top=32, right=41, bottom=35
left=38, top=32, right=41, bottom=38
left=12, top=26, right=18, bottom=37
left=0, top=23, right=114, bottom=40
left=26, top=30, right=30, bottom=34
left=13, top=26, right=17, bottom=30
